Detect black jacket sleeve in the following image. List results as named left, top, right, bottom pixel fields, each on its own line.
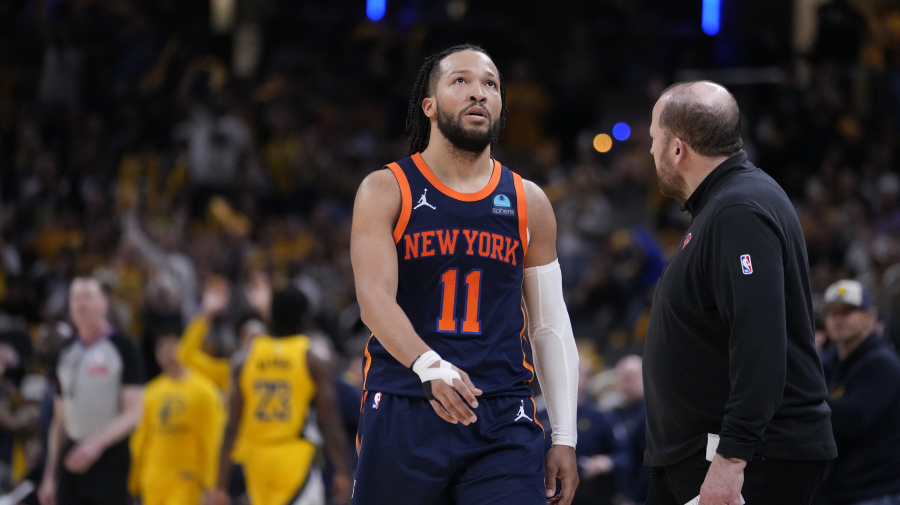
left=706, top=204, right=787, bottom=461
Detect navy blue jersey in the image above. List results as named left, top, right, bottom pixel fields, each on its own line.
left=363, top=153, right=533, bottom=398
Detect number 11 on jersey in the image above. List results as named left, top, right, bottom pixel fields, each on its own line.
left=437, top=268, right=482, bottom=334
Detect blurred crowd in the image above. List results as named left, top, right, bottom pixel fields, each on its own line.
left=0, top=0, right=897, bottom=502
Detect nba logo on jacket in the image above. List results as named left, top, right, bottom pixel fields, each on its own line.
left=740, top=254, right=753, bottom=275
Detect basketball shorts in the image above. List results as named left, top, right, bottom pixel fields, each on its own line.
left=241, top=439, right=321, bottom=505
left=139, top=467, right=204, bottom=505
left=352, top=393, right=545, bottom=505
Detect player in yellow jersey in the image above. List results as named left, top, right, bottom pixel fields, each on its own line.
left=130, top=330, right=224, bottom=505
left=210, top=286, right=352, bottom=505
left=180, top=275, right=270, bottom=504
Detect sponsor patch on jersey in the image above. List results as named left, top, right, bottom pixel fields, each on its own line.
left=492, top=194, right=515, bottom=216
left=682, top=232, right=692, bottom=249
left=740, top=254, right=753, bottom=274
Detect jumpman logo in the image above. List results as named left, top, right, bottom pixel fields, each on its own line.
left=514, top=400, right=532, bottom=422
left=414, top=188, right=436, bottom=210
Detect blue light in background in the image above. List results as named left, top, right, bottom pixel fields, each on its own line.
left=612, top=123, right=631, bottom=141
left=702, top=0, right=720, bottom=36
left=367, top=0, right=386, bottom=21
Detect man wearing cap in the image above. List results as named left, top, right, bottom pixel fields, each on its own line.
left=816, top=279, right=900, bottom=505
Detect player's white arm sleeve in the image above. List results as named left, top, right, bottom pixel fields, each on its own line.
left=523, top=259, right=578, bottom=448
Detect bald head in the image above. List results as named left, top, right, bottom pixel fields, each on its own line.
left=657, top=80, right=743, bottom=158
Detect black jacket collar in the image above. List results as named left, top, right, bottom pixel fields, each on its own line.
left=683, top=151, right=748, bottom=216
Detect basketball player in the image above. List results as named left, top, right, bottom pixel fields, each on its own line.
left=130, top=331, right=223, bottom=505
left=209, top=287, right=352, bottom=505
left=178, top=276, right=266, bottom=503
left=350, top=44, right=580, bottom=504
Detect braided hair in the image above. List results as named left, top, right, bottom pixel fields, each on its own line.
left=405, top=44, right=507, bottom=156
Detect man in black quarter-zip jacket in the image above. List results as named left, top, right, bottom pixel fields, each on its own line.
left=642, top=81, right=836, bottom=505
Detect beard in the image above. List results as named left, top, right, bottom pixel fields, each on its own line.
left=436, top=104, right=500, bottom=154
left=655, top=149, right=687, bottom=202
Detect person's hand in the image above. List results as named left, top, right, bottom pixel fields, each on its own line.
left=545, top=444, right=578, bottom=504
left=201, top=276, right=231, bottom=318
left=699, top=454, right=746, bottom=505
left=203, top=488, right=230, bottom=505
left=63, top=439, right=104, bottom=473
left=244, top=270, right=271, bottom=320
left=426, top=364, right=483, bottom=425
left=38, top=478, right=55, bottom=505
left=581, top=454, right=614, bottom=478
left=330, top=472, right=353, bottom=504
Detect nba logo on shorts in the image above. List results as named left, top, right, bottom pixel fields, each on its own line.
left=372, top=392, right=382, bottom=409
left=740, top=254, right=753, bottom=275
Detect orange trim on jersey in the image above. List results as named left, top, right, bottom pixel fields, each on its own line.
left=356, top=390, right=366, bottom=454
left=362, top=334, right=374, bottom=390
left=531, top=397, right=544, bottom=432
left=520, top=306, right=535, bottom=382
left=411, top=152, right=501, bottom=202
left=513, top=172, right=529, bottom=258
left=386, top=163, right=412, bottom=243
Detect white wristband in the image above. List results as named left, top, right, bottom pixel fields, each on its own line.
left=412, top=351, right=460, bottom=386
